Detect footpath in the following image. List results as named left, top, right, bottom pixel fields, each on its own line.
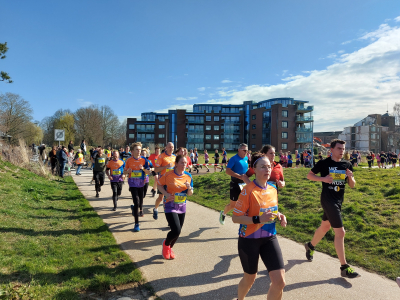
left=73, top=168, right=400, bottom=300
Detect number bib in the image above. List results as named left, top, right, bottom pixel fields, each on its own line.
left=259, top=206, right=278, bottom=224
left=130, top=170, right=142, bottom=178
left=238, top=183, right=246, bottom=191
left=112, top=170, right=121, bottom=175
left=174, top=192, right=187, bottom=204
left=166, top=167, right=174, bottom=173
left=98, top=158, right=105, bottom=163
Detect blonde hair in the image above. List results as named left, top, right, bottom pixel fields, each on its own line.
left=132, top=142, right=142, bottom=150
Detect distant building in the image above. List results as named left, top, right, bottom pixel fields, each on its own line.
left=126, top=98, right=314, bottom=152
left=338, top=112, right=399, bottom=153
left=314, top=131, right=342, bottom=145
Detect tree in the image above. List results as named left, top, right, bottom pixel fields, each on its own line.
left=393, top=102, right=400, bottom=126
left=0, top=42, right=12, bottom=83
left=74, top=105, right=103, bottom=146
left=40, top=109, right=73, bottom=146
left=0, top=92, right=33, bottom=144
left=100, top=105, right=120, bottom=146
left=24, top=122, right=44, bottom=145
left=54, top=113, right=75, bottom=145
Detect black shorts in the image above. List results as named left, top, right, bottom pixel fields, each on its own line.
left=111, top=181, right=123, bottom=196
left=321, top=198, right=343, bottom=228
left=392, top=159, right=397, bottom=164
left=238, top=235, right=284, bottom=274
left=222, top=158, right=227, bottom=163
left=205, top=160, right=209, bottom=164
left=214, top=159, right=219, bottom=165
left=287, top=162, right=293, bottom=168
left=296, top=161, right=300, bottom=166
left=230, top=181, right=243, bottom=201
left=94, top=171, right=105, bottom=186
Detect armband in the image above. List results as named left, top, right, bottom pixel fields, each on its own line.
left=252, top=216, right=260, bottom=224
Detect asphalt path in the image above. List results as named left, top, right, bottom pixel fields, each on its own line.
left=73, top=168, right=400, bottom=300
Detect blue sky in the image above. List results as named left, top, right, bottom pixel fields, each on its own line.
left=1, top=0, right=400, bottom=131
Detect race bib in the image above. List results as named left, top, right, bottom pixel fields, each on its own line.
left=259, top=206, right=278, bottom=224
left=166, top=167, right=174, bottom=173
left=330, top=170, right=346, bottom=183
left=112, top=170, right=121, bottom=175
left=238, top=183, right=246, bottom=191
left=130, top=170, right=142, bottom=178
left=174, top=192, right=187, bottom=203
left=98, top=158, right=105, bottom=163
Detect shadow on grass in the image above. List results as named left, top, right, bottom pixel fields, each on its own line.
left=0, top=224, right=109, bottom=236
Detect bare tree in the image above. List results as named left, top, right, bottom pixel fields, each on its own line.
left=100, top=105, right=120, bottom=146
left=74, top=105, right=103, bottom=146
left=40, top=109, right=73, bottom=146
left=0, top=92, right=33, bottom=144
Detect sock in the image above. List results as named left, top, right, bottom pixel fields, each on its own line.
left=154, top=208, right=158, bottom=211
left=308, top=242, right=315, bottom=250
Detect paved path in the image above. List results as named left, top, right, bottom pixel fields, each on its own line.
left=73, top=168, right=400, bottom=300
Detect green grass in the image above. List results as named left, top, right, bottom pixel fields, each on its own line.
left=189, top=166, right=400, bottom=280
left=0, top=160, right=142, bottom=299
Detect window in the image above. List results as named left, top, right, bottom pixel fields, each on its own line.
left=252, top=134, right=256, bottom=139
left=214, top=125, right=219, bottom=131
left=129, top=124, right=135, bottom=130
left=205, top=143, right=211, bottom=149
left=263, top=111, right=270, bottom=118
left=158, top=143, right=164, bottom=147
left=252, top=124, right=256, bottom=129
left=206, top=115, right=211, bottom=121
left=206, top=135, right=211, bottom=140
left=159, top=125, right=165, bottom=129
left=159, top=134, right=165, bottom=138
left=282, top=110, right=288, bottom=117
left=129, top=134, right=135, bottom=139
left=282, top=121, right=288, bottom=128
left=252, top=115, right=256, bottom=120
left=214, top=144, right=219, bottom=149
left=252, top=144, right=256, bottom=149
left=282, top=143, right=288, bottom=150
left=214, top=116, right=220, bottom=121
left=263, top=122, right=270, bottom=129
left=282, top=132, right=288, bottom=139
left=214, top=135, right=220, bottom=140
left=206, top=125, right=211, bottom=130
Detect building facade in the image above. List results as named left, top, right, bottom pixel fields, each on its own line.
left=126, top=97, right=314, bottom=152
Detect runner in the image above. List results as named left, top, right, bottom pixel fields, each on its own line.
left=203, top=150, right=210, bottom=172
left=120, top=146, right=132, bottom=162
left=397, top=277, right=400, bottom=288
left=105, top=146, right=112, bottom=160
left=124, top=142, right=151, bottom=232
left=149, top=146, right=161, bottom=197
left=222, top=147, right=228, bottom=168
left=106, top=151, right=125, bottom=211
left=260, top=145, right=285, bottom=190
left=391, top=151, right=397, bottom=168
left=75, top=149, right=84, bottom=175
left=153, top=142, right=176, bottom=220
left=300, top=150, right=305, bottom=167
left=366, top=152, right=373, bottom=168
left=213, top=149, right=222, bottom=172
left=49, top=146, right=58, bottom=175
left=287, top=151, right=293, bottom=168
left=376, top=152, right=381, bottom=168
left=380, top=151, right=387, bottom=169
left=304, top=139, right=360, bottom=278
left=371, top=152, right=375, bottom=166
left=184, top=148, right=192, bottom=173
left=93, top=147, right=107, bottom=198
left=219, top=143, right=250, bottom=225
left=141, top=149, right=152, bottom=199
left=232, top=152, right=287, bottom=300
left=295, top=150, right=300, bottom=168
left=158, top=154, right=193, bottom=260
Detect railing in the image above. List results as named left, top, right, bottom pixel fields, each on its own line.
left=296, top=116, right=313, bottom=122
left=296, top=137, right=313, bottom=143
left=296, top=127, right=313, bottom=133
left=223, top=129, right=241, bottom=134
left=137, top=137, right=155, bottom=142
left=297, top=105, right=314, bottom=111
left=187, top=128, right=202, bottom=133
left=187, top=119, right=204, bottom=124
left=223, top=120, right=241, bottom=124
left=187, top=138, right=204, bottom=143
left=223, top=138, right=241, bottom=143
left=136, top=127, right=155, bottom=132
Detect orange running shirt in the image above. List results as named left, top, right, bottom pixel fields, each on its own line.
left=106, top=159, right=125, bottom=182
left=124, top=156, right=150, bottom=187
left=155, top=152, right=176, bottom=176
left=233, top=181, right=278, bottom=239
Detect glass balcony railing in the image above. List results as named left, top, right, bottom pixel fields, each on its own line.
left=223, top=129, right=241, bottom=134
left=187, top=128, right=202, bottom=133
left=137, top=137, right=155, bottom=142
left=224, top=138, right=241, bottom=143
left=296, top=127, right=313, bottom=133
left=296, top=116, right=313, bottom=122
left=297, top=105, right=314, bottom=112
left=296, top=137, right=313, bottom=143
left=187, top=119, right=204, bottom=124
left=187, top=138, right=204, bottom=143
left=136, top=127, right=155, bottom=132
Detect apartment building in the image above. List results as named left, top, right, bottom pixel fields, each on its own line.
left=126, top=97, right=314, bottom=152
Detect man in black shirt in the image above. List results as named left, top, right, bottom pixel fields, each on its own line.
left=304, top=139, right=360, bottom=278
left=366, top=152, right=373, bottom=168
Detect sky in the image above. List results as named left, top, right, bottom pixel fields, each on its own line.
left=1, top=0, right=400, bottom=132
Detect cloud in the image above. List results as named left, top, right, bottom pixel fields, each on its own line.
left=326, top=53, right=337, bottom=59
left=77, top=99, right=93, bottom=107
left=175, top=96, right=198, bottom=101
left=197, top=87, right=206, bottom=92
left=395, top=16, right=400, bottom=22
left=201, top=21, right=400, bottom=132
left=221, top=79, right=233, bottom=83
left=341, top=40, right=352, bottom=45
left=338, top=50, right=345, bottom=54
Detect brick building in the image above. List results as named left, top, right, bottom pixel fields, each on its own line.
left=126, top=97, right=314, bottom=152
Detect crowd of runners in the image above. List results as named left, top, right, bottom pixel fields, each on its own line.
left=38, top=138, right=400, bottom=299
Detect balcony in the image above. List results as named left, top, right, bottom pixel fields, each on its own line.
left=296, top=127, right=313, bottom=133
left=187, top=118, right=204, bottom=124
left=297, top=105, right=314, bottom=113
left=137, top=137, right=155, bottom=142
left=296, top=137, right=313, bottom=143
left=187, top=138, right=204, bottom=143
left=136, top=127, right=155, bottom=133
left=223, top=138, right=241, bottom=143
left=296, top=116, right=313, bottom=123
left=223, top=120, right=241, bottom=125
left=223, top=129, right=241, bottom=134
left=187, top=128, right=202, bottom=133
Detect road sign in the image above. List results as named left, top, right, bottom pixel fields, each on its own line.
left=54, top=129, right=65, bottom=142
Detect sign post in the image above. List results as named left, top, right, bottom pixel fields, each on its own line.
left=54, top=129, right=65, bottom=146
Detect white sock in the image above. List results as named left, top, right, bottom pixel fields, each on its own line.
left=154, top=208, right=158, bottom=211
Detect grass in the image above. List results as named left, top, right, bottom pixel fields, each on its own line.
left=189, top=166, right=400, bottom=280
left=0, top=159, right=142, bottom=299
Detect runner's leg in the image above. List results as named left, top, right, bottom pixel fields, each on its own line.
left=310, top=220, right=331, bottom=246
left=333, top=227, right=347, bottom=265
left=130, top=187, right=140, bottom=225
left=165, top=212, right=185, bottom=248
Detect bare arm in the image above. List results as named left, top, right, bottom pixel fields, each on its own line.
left=346, top=168, right=356, bottom=188
left=307, top=170, right=333, bottom=184
left=226, top=168, right=250, bottom=184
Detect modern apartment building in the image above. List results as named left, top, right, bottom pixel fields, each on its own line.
left=126, top=97, right=314, bottom=151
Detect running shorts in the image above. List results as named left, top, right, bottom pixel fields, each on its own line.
left=321, top=198, right=343, bottom=228
left=222, top=158, right=227, bottom=163
left=238, top=235, right=284, bottom=274
left=111, top=181, right=123, bottom=196
left=393, top=159, right=397, bottom=164
left=205, top=160, right=209, bottom=164
left=296, top=161, right=300, bottom=166
left=230, top=181, right=242, bottom=201
left=288, top=162, right=293, bottom=168
left=214, top=159, right=219, bottom=165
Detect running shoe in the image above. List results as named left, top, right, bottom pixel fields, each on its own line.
left=169, top=247, right=175, bottom=259
left=207, top=169, right=210, bottom=172
left=139, top=210, right=144, bottom=217
left=220, top=168, right=224, bottom=172
left=112, top=207, right=117, bottom=211
left=153, top=208, right=158, bottom=220
left=133, top=224, right=140, bottom=232
left=340, top=265, right=361, bottom=278
left=151, top=189, right=156, bottom=197
left=162, top=240, right=170, bottom=260
left=219, top=211, right=225, bottom=225
left=95, top=193, right=99, bottom=198
left=396, top=277, right=400, bottom=288
left=304, top=243, right=314, bottom=261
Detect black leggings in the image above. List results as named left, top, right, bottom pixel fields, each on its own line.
left=165, top=212, right=185, bottom=248
left=94, top=171, right=105, bottom=193
left=111, top=182, right=123, bottom=208
left=130, top=187, right=144, bottom=224
left=143, top=182, right=149, bottom=198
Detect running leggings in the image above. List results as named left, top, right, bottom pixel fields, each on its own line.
left=130, top=187, right=144, bottom=224
left=165, top=212, right=185, bottom=248
left=111, top=182, right=123, bottom=209
left=143, top=182, right=149, bottom=198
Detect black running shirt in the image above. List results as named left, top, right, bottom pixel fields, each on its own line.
left=311, top=157, right=353, bottom=203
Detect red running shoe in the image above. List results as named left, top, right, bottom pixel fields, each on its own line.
left=162, top=240, right=170, bottom=260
